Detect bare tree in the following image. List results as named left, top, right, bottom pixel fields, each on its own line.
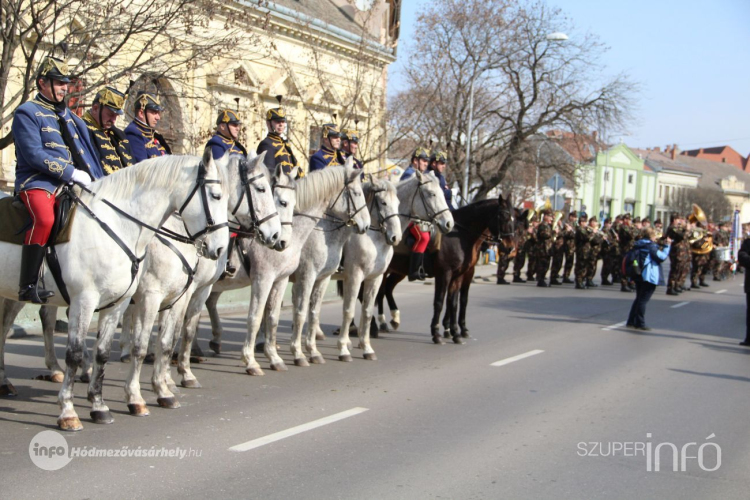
left=0, top=0, right=269, bottom=150
left=388, top=0, right=638, bottom=201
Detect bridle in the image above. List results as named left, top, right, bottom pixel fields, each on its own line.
left=176, top=160, right=229, bottom=244
left=366, top=186, right=399, bottom=234
left=324, top=176, right=367, bottom=228
left=401, top=178, right=451, bottom=225
left=228, top=158, right=280, bottom=238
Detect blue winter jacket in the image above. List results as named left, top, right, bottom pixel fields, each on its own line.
left=633, top=238, right=671, bottom=286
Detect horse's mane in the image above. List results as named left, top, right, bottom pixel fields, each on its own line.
left=89, top=155, right=200, bottom=201
left=452, top=198, right=498, bottom=225
left=364, top=178, right=396, bottom=197
left=295, top=166, right=347, bottom=212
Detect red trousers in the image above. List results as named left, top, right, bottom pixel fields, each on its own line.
left=21, top=189, right=56, bottom=245
left=409, top=223, right=430, bottom=253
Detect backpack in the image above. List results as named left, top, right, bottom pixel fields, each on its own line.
left=622, top=246, right=649, bottom=279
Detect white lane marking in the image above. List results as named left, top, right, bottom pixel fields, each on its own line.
left=602, top=321, right=627, bottom=331
left=671, top=301, right=690, bottom=309
left=229, top=407, right=369, bottom=452
left=715, top=289, right=727, bottom=294
left=490, top=349, right=544, bottom=367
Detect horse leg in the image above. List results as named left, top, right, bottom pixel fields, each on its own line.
left=242, top=279, right=272, bottom=376
left=448, top=278, right=464, bottom=345
left=206, top=290, right=223, bottom=354
left=87, top=301, right=127, bottom=426
left=178, top=287, right=211, bottom=389
left=385, top=272, right=404, bottom=330
left=57, top=294, right=98, bottom=431
left=338, top=269, right=362, bottom=363
left=289, top=276, right=313, bottom=368
left=124, top=297, right=158, bottom=417
left=305, top=275, right=332, bottom=364
left=264, top=279, right=288, bottom=371
left=0, top=300, right=18, bottom=396
left=359, top=275, right=382, bottom=360
left=38, top=305, right=64, bottom=382
left=376, top=278, right=388, bottom=332
left=151, top=306, right=181, bottom=409
left=442, top=301, right=451, bottom=338
left=431, top=272, right=449, bottom=345
left=458, top=270, right=474, bottom=338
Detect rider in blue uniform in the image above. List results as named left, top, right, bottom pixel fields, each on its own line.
left=206, top=109, right=247, bottom=160
left=340, top=128, right=364, bottom=170
left=309, top=123, right=345, bottom=172
left=12, top=56, right=103, bottom=303
left=400, top=147, right=429, bottom=181
left=256, top=96, right=299, bottom=176
left=428, top=150, right=454, bottom=210
left=83, top=86, right=134, bottom=174
left=124, top=91, right=170, bottom=163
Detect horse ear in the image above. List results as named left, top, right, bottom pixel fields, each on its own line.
left=414, top=169, right=423, bottom=181
left=289, top=166, right=299, bottom=179
left=202, top=146, right=213, bottom=168
left=254, top=151, right=267, bottom=170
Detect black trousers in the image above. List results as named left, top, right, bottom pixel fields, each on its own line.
left=745, top=293, right=750, bottom=341
left=627, top=279, right=656, bottom=328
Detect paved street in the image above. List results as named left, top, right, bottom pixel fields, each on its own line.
left=1, top=274, right=748, bottom=499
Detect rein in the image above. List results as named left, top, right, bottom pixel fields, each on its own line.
left=295, top=178, right=366, bottom=232
left=229, top=158, right=280, bottom=238
left=400, top=179, right=451, bottom=225
left=366, top=187, right=399, bottom=233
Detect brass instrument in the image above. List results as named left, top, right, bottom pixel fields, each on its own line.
left=551, top=211, right=563, bottom=241
left=688, top=204, right=714, bottom=255
left=526, top=209, right=536, bottom=222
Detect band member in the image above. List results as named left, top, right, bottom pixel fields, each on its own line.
left=666, top=212, right=689, bottom=295
left=309, top=123, right=345, bottom=171
left=83, top=86, right=134, bottom=174
left=257, top=97, right=298, bottom=175
left=207, top=109, right=247, bottom=160
left=574, top=214, right=593, bottom=289
left=12, top=56, right=103, bottom=303
left=427, top=150, right=454, bottom=210
left=534, top=210, right=555, bottom=287
left=561, top=211, right=577, bottom=284
left=340, top=129, right=363, bottom=170
left=587, top=216, right=603, bottom=288
left=124, top=91, right=170, bottom=162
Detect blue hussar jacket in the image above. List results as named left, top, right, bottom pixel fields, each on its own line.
left=124, top=119, right=169, bottom=163
left=206, top=133, right=247, bottom=160
left=400, top=165, right=417, bottom=181
left=256, top=132, right=297, bottom=174
left=430, top=168, right=454, bottom=210
left=309, top=145, right=345, bottom=172
left=12, top=94, right=103, bottom=194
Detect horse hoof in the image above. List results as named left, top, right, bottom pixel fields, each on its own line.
left=339, top=354, right=353, bottom=362
left=209, top=340, right=221, bottom=355
left=315, top=331, right=325, bottom=341
left=90, top=410, right=114, bottom=425
left=35, top=373, right=62, bottom=383
left=0, top=383, right=18, bottom=397
left=120, top=354, right=132, bottom=363
left=157, top=397, right=181, bottom=409
left=432, top=336, right=445, bottom=345
left=181, top=378, right=202, bottom=389
left=443, top=331, right=451, bottom=339
left=270, top=362, right=288, bottom=372
left=144, top=353, right=155, bottom=364
left=294, top=358, right=310, bottom=368
left=389, top=320, right=400, bottom=330
left=363, top=352, right=377, bottom=361
left=189, top=356, right=203, bottom=364
left=452, top=336, right=466, bottom=345
left=379, top=322, right=389, bottom=333
left=79, top=372, right=91, bottom=384
left=50, top=372, right=65, bottom=383
left=246, top=367, right=265, bottom=376
left=309, top=355, right=325, bottom=365
left=461, top=332, right=471, bottom=339
left=58, top=416, right=83, bottom=432
left=127, top=403, right=150, bottom=417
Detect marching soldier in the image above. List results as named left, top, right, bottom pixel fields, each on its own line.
left=526, top=218, right=539, bottom=282
left=561, top=211, right=577, bottom=284
left=587, top=216, right=603, bottom=288
left=12, top=56, right=104, bottom=303
left=549, top=214, right=566, bottom=285
left=534, top=210, right=555, bottom=287
left=257, top=97, right=298, bottom=175
left=512, top=211, right=533, bottom=283
left=124, top=91, right=170, bottom=162
left=713, top=221, right=731, bottom=281
left=574, top=214, right=593, bottom=289
left=599, top=217, right=618, bottom=285
left=428, top=150, right=454, bottom=210
left=690, top=221, right=712, bottom=289
left=666, top=213, right=688, bottom=295
left=83, top=86, right=134, bottom=174
left=309, top=123, right=345, bottom=171
left=207, top=109, right=248, bottom=160
left=618, top=214, right=636, bottom=292
left=341, top=128, right=364, bottom=170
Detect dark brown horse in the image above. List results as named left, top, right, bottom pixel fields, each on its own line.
left=376, top=194, right=515, bottom=344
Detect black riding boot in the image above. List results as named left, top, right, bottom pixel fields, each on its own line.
left=408, top=253, right=425, bottom=282
left=18, top=244, right=55, bottom=304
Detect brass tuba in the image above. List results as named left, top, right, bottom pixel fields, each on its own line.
left=688, top=204, right=713, bottom=254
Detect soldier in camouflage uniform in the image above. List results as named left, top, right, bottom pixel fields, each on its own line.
left=599, top=217, right=618, bottom=285
left=534, top=210, right=555, bottom=287
left=713, top=222, right=731, bottom=281
left=587, top=217, right=604, bottom=287
left=574, top=215, right=593, bottom=289
left=690, top=222, right=712, bottom=289
left=666, top=213, right=689, bottom=295
left=618, top=214, right=637, bottom=292
left=512, top=213, right=533, bottom=283
left=496, top=251, right=512, bottom=285
left=526, top=219, right=539, bottom=282
left=561, top=212, right=577, bottom=284
left=549, top=215, right=567, bottom=285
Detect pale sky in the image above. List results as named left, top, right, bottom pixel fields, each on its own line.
left=388, top=0, right=750, bottom=156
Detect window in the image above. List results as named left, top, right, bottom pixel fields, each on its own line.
left=659, top=185, right=663, bottom=198
left=627, top=174, right=634, bottom=184
left=624, top=202, right=634, bottom=214
left=664, top=186, right=670, bottom=205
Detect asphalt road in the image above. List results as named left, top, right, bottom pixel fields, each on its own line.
left=1, top=271, right=748, bottom=500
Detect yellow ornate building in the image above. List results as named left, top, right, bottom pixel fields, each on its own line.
left=0, top=0, right=401, bottom=188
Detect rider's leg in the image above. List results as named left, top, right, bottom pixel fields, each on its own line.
left=19, top=189, right=56, bottom=304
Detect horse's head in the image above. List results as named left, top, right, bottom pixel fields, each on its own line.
left=410, top=170, right=454, bottom=234
left=492, top=194, right=516, bottom=255
left=221, top=151, right=280, bottom=249
left=271, top=164, right=298, bottom=251
left=367, top=177, right=402, bottom=246
left=328, top=157, right=371, bottom=235
left=178, top=148, right=230, bottom=260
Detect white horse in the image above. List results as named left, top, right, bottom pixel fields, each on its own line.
left=207, top=159, right=370, bottom=376
left=118, top=152, right=282, bottom=416
left=0, top=151, right=229, bottom=431
left=288, top=177, right=401, bottom=366
left=332, top=171, right=454, bottom=361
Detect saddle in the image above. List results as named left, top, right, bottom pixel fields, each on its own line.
left=0, top=188, right=76, bottom=245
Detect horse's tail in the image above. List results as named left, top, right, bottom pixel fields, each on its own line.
left=336, top=280, right=344, bottom=298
